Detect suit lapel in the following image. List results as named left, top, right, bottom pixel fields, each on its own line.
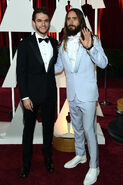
left=63, top=48, right=74, bottom=73
left=29, top=34, right=57, bottom=73
left=74, top=45, right=85, bottom=73
left=47, top=37, right=57, bottom=72
left=29, top=33, right=44, bottom=67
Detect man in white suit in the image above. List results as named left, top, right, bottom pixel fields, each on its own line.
left=55, top=8, right=108, bottom=185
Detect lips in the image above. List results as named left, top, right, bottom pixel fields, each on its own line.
left=69, top=25, right=75, bottom=27
left=40, top=27, right=46, bottom=29
left=68, top=25, right=76, bottom=29
left=68, top=25, right=76, bottom=30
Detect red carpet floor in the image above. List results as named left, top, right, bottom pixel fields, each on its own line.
left=0, top=78, right=123, bottom=185
left=0, top=136, right=123, bottom=185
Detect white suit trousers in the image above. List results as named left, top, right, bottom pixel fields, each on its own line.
left=69, top=96, right=99, bottom=168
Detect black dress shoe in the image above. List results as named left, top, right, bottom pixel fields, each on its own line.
left=20, top=165, right=30, bottom=178
left=45, top=159, right=55, bottom=173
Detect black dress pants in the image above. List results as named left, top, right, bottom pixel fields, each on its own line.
left=22, top=100, right=56, bottom=165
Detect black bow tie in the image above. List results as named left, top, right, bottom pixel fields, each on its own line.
left=38, top=38, right=49, bottom=43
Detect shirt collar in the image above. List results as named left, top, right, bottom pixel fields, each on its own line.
left=35, top=32, right=48, bottom=40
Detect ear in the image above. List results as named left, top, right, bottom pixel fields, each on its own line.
left=32, top=20, right=35, bottom=28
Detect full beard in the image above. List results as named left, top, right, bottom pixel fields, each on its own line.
left=66, top=24, right=81, bottom=36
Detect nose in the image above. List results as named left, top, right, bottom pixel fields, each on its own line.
left=69, top=18, right=73, bottom=25
left=67, top=19, right=73, bottom=27
left=42, top=21, right=45, bottom=26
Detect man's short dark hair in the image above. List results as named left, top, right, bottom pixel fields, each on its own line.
left=32, top=7, right=50, bottom=21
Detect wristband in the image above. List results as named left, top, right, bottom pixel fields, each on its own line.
left=86, top=43, right=93, bottom=50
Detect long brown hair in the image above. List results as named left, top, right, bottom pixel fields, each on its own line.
left=62, top=8, right=86, bottom=51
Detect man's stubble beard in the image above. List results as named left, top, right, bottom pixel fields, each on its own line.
left=36, top=25, right=50, bottom=36
left=66, top=24, right=81, bottom=36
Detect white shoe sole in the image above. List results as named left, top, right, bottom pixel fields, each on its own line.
left=64, top=158, right=87, bottom=169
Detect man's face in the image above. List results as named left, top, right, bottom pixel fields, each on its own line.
left=32, top=12, right=50, bottom=37
left=66, top=11, right=81, bottom=36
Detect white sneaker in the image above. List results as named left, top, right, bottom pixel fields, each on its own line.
left=64, top=155, right=87, bottom=168
left=83, top=167, right=100, bottom=185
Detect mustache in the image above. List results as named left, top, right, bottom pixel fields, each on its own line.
left=68, top=25, right=76, bottom=28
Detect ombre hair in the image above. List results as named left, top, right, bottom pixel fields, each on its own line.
left=62, top=8, right=86, bottom=50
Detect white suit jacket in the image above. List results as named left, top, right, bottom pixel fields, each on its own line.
left=55, top=36, right=108, bottom=102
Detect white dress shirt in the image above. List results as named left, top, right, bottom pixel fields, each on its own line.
left=67, top=32, right=81, bottom=71
left=35, top=32, right=53, bottom=72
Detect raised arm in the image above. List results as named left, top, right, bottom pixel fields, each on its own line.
left=87, top=36, right=108, bottom=69
left=79, top=28, right=108, bottom=69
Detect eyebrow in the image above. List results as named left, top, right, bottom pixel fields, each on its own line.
left=36, top=18, right=49, bottom=21
left=67, top=16, right=78, bottom=19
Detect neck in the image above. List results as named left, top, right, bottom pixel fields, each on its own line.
left=36, top=31, right=47, bottom=38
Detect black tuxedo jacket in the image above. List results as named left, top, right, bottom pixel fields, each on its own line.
left=16, top=33, right=58, bottom=104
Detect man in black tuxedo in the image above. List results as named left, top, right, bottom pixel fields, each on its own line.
left=16, top=7, right=58, bottom=178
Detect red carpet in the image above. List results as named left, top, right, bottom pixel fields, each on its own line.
left=0, top=78, right=123, bottom=185
left=0, top=136, right=123, bottom=185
